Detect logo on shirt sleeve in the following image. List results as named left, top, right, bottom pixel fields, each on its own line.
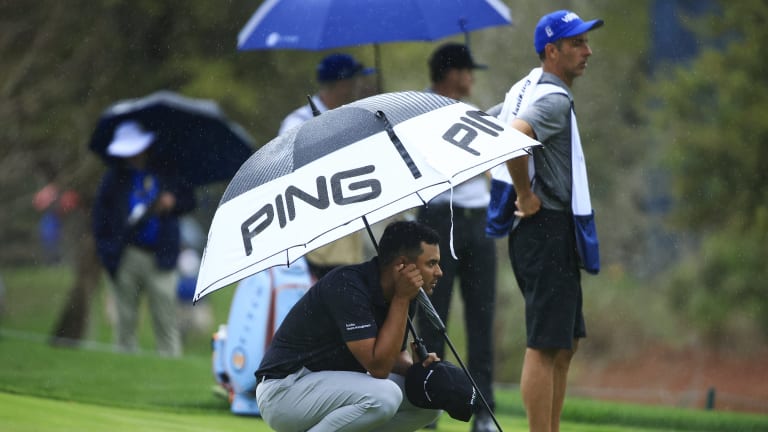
left=345, top=322, right=373, bottom=331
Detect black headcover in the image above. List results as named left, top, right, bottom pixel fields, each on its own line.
left=405, top=360, right=477, bottom=422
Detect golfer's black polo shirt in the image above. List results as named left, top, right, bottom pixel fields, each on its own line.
left=256, top=257, right=391, bottom=380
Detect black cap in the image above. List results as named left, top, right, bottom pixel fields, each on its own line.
left=405, top=360, right=477, bottom=422
left=429, top=43, right=486, bottom=82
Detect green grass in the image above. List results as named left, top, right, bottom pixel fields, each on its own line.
left=0, top=392, right=258, bottom=432
left=2, top=336, right=767, bottom=432
left=2, top=265, right=768, bottom=431
left=1, top=264, right=236, bottom=357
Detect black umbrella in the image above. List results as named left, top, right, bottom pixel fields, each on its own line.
left=89, top=91, right=255, bottom=187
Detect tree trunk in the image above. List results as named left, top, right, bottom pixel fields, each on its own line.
left=49, top=209, right=102, bottom=346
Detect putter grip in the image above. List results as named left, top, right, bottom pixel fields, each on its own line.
left=413, top=338, right=429, bottom=361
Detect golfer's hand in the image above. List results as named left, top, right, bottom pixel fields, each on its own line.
left=393, top=263, right=422, bottom=300
left=421, top=351, right=440, bottom=367
left=410, top=343, right=440, bottom=365
left=514, top=190, right=541, bottom=218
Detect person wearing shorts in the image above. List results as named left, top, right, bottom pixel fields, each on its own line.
left=501, top=9, right=604, bottom=432
left=510, top=209, right=586, bottom=350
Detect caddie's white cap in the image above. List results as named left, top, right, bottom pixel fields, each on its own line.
left=107, top=121, right=156, bottom=157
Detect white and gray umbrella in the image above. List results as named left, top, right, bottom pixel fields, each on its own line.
left=194, top=91, right=538, bottom=302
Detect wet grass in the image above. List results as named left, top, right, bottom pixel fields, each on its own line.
left=1, top=265, right=767, bottom=431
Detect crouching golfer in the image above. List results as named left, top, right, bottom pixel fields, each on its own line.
left=255, top=221, right=443, bottom=431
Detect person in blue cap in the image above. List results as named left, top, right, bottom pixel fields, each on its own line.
left=493, top=9, right=604, bottom=432
left=279, top=52, right=376, bottom=134
left=278, top=53, right=377, bottom=282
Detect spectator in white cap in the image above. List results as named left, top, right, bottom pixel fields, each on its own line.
left=93, top=120, right=196, bottom=357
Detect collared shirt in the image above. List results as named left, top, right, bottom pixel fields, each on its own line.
left=278, top=94, right=328, bottom=135
left=517, top=72, right=573, bottom=210
left=255, top=258, right=391, bottom=378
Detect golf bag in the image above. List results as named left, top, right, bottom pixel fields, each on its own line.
left=212, top=257, right=312, bottom=415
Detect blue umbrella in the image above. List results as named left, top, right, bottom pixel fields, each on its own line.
left=237, top=0, right=512, bottom=51
left=237, top=0, right=512, bottom=89
left=89, top=91, right=255, bottom=187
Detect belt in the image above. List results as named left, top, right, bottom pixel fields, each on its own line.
left=256, top=373, right=286, bottom=383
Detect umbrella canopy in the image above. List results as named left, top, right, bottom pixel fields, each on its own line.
left=89, top=91, right=255, bottom=187
left=194, top=91, right=539, bottom=301
left=237, top=0, right=512, bottom=90
left=237, top=0, right=512, bottom=51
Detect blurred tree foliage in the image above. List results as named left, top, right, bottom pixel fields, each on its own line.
left=654, top=0, right=768, bottom=343
left=0, top=0, right=350, bottom=262
left=1, top=0, right=654, bottom=270
left=0, top=0, right=263, bottom=261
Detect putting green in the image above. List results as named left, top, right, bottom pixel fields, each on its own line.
left=3, top=390, right=757, bottom=432
left=0, top=391, right=526, bottom=431
left=0, top=392, right=265, bottom=432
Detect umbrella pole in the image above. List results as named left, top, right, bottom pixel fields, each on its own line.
left=307, top=95, right=321, bottom=117
left=362, top=216, right=429, bottom=360
left=362, top=216, right=378, bottom=250
left=416, top=290, right=502, bottom=430
left=362, top=217, right=502, bottom=430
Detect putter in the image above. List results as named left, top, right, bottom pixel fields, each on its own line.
left=362, top=217, right=503, bottom=431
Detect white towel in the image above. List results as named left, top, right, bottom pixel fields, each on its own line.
left=490, top=67, right=543, bottom=184
left=486, top=68, right=599, bottom=273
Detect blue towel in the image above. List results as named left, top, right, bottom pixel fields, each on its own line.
left=486, top=68, right=600, bottom=274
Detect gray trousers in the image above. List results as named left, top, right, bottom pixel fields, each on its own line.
left=111, top=245, right=181, bottom=357
left=256, top=367, right=439, bottom=432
